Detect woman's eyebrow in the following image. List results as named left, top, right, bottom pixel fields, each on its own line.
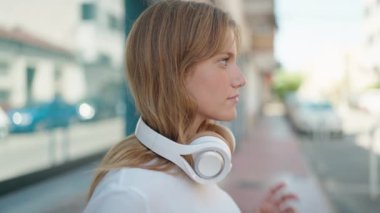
left=218, top=52, right=234, bottom=57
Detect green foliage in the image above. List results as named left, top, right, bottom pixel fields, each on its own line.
left=365, top=82, right=380, bottom=90
left=272, top=71, right=303, bottom=100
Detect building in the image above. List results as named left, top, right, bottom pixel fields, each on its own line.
left=362, top=0, right=380, bottom=88
left=0, top=0, right=125, bottom=98
left=242, top=0, right=277, bottom=107
left=0, top=27, right=85, bottom=109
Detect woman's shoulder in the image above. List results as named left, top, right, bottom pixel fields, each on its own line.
left=105, top=167, right=181, bottom=186
left=97, top=167, right=192, bottom=195
left=87, top=167, right=241, bottom=213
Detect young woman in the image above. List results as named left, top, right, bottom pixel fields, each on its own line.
left=84, top=1, right=297, bottom=212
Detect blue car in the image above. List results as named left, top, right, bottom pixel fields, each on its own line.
left=7, top=98, right=77, bottom=133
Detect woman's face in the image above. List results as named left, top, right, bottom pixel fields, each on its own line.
left=185, top=31, right=246, bottom=122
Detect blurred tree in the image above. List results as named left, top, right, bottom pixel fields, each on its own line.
left=272, top=71, right=303, bottom=100
left=365, top=82, right=380, bottom=90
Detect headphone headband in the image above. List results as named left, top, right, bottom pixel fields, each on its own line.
left=135, top=117, right=232, bottom=184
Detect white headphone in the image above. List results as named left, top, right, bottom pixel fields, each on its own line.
left=135, top=117, right=234, bottom=184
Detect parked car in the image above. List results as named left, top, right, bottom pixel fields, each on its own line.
left=352, top=89, right=380, bottom=115
left=0, top=106, right=10, bottom=139
left=75, top=96, right=123, bottom=122
left=286, top=98, right=342, bottom=135
left=76, top=100, right=96, bottom=122
left=7, top=97, right=77, bottom=133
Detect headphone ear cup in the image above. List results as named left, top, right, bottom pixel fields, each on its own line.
left=189, top=132, right=231, bottom=179
left=193, top=148, right=224, bottom=178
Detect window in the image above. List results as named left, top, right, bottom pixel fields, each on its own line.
left=367, top=34, right=375, bottom=46
left=26, top=65, right=36, bottom=105
left=0, top=61, right=9, bottom=75
left=365, top=6, right=370, bottom=17
left=0, top=90, right=9, bottom=103
left=81, top=3, right=96, bottom=20
left=54, top=66, right=62, bottom=82
left=98, top=53, right=111, bottom=65
left=107, top=14, right=119, bottom=30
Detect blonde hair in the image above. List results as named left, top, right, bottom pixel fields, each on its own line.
left=88, top=0, right=239, bottom=198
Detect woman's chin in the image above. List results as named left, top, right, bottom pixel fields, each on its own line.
left=215, top=112, right=237, bottom=121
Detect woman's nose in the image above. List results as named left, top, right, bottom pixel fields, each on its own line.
left=231, top=66, right=246, bottom=88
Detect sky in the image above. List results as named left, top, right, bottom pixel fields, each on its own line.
left=274, top=0, right=364, bottom=71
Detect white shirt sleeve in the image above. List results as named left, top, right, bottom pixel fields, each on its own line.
left=83, top=185, right=149, bottom=213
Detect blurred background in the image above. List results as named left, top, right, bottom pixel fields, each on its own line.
left=0, top=0, right=379, bottom=212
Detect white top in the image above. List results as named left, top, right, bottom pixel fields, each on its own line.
left=84, top=168, right=241, bottom=213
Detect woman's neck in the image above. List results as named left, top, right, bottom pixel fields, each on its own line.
left=188, top=115, right=208, bottom=136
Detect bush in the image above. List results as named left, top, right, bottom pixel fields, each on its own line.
left=272, top=71, right=303, bottom=100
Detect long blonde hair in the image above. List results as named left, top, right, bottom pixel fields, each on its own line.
left=88, top=0, right=240, bottom=198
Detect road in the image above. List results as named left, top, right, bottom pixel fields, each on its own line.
left=298, top=132, right=380, bottom=213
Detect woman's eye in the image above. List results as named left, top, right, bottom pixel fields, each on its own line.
left=219, top=58, right=229, bottom=66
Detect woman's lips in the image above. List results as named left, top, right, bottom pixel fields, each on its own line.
left=227, top=94, right=239, bottom=102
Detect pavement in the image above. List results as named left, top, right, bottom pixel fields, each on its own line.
left=0, top=162, right=95, bottom=213
left=1, top=114, right=370, bottom=213
left=221, top=115, right=336, bottom=213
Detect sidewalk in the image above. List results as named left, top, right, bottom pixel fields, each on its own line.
left=221, top=115, right=336, bottom=213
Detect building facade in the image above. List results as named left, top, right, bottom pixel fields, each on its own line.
left=0, top=0, right=125, bottom=98
left=362, top=0, right=380, bottom=87
left=242, top=0, right=277, bottom=107
left=0, top=27, right=85, bottom=109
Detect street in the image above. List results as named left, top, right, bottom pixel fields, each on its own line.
left=297, top=131, right=380, bottom=213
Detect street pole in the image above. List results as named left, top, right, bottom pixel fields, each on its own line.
left=62, top=127, right=70, bottom=162
left=123, top=0, right=149, bottom=136
left=48, top=129, right=56, bottom=166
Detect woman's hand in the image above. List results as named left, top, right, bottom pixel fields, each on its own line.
left=256, top=182, right=299, bottom=213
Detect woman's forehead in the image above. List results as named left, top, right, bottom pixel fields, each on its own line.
left=217, top=32, right=237, bottom=54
